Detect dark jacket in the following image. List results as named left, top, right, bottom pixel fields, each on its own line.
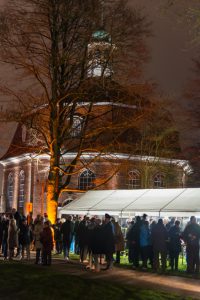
left=101, top=221, right=115, bottom=254
left=128, top=220, right=141, bottom=248
left=91, top=225, right=103, bottom=254
left=2, top=219, right=9, bottom=242
left=19, top=224, right=31, bottom=246
left=61, top=220, right=74, bottom=242
left=40, top=227, right=53, bottom=251
left=183, top=223, right=200, bottom=247
left=53, top=223, right=62, bottom=241
left=168, top=225, right=182, bottom=253
left=151, top=223, right=168, bottom=252
left=76, top=220, right=89, bottom=247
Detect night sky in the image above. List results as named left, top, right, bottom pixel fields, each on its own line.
left=132, top=0, right=200, bottom=152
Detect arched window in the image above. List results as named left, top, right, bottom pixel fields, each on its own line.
left=7, top=173, right=14, bottom=209
left=128, top=170, right=141, bottom=189
left=79, top=169, right=96, bottom=190
left=153, top=173, right=165, bottom=188
left=18, top=170, right=25, bottom=209
left=70, top=116, right=83, bottom=137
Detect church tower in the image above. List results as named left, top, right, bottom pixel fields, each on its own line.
left=87, top=1, right=114, bottom=78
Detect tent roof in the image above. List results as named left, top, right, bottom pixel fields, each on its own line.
left=58, top=188, right=200, bottom=217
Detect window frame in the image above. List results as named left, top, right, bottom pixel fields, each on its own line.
left=127, top=170, right=141, bottom=189
left=78, top=169, right=96, bottom=190
left=18, top=170, right=25, bottom=209
left=7, top=172, right=14, bottom=209
left=153, top=173, right=165, bottom=188
left=70, top=115, right=83, bottom=138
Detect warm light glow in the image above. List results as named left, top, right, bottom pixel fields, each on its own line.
left=47, top=199, right=57, bottom=225
left=46, top=183, right=58, bottom=224
left=26, top=202, right=33, bottom=213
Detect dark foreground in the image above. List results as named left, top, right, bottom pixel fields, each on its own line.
left=0, top=262, right=198, bottom=300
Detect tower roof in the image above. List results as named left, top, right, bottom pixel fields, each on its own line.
left=92, top=29, right=111, bottom=43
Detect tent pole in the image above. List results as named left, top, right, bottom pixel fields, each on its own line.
left=120, top=211, right=123, bottom=227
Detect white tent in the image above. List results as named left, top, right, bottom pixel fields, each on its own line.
left=58, top=188, right=200, bottom=218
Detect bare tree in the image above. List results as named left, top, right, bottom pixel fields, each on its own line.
left=0, top=0, right=151, bottom=222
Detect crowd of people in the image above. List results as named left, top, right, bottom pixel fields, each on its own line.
left=0, top=209, right=200, bottom=274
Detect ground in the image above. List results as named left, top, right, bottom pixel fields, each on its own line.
left=0, top=258, right=199, bottom=300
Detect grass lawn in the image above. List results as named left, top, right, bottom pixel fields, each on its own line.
left=0, top=262, right=196, bottom=300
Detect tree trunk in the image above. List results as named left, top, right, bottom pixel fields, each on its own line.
left=46, top=146, right=60, bottom=224
left=46, top=165, right=59, bottom=224
left=46, top=183, right=58, bottom=224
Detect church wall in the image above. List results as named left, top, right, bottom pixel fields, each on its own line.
left=2, top=158, right=32, bottom=214
left=0, top=155, right=189, bottom=218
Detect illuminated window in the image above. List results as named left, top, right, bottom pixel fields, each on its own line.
left=79, top=169, right=96, bottom=190
left=7, top=173, right=14, bottom=209
left=70, top=116, right=82, bottom=137
left=128, top=170, right=141, bottom=189
left=153, top=173, right=165, bottom=188
left=18, top=170, right=25, bottom=209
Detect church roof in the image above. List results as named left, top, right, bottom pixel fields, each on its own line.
left=0, top=124, right=38, bottom=160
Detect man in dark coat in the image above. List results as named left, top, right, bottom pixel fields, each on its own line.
left=60, top=215, right=74, bottom=260
left=183, top=216, right=200, bottom=274
left=101, top=213, right=115, bottom=270
left=76, top=216, right=90, bottom=263
left=128, top=216, right=142, bottom=269
left=19, top=218, right=31, bottom=260
left=126, top=220, right=135, bottom=263
left=91, top=218, right=102, bottom=272
left=151, top=218, right=168, bottom=271
left=53, top=218, right=62, bottom=254
left=168, top=220, right=182, bottom=271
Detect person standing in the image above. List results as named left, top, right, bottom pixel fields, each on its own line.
left=126, top=220, right=135, bottom=264
left=73, top=216, right=81, bottom=255
left=7, top=218, right=18, bottom=261
left=112, top=218, right=124, bottom=264
left=2, top=215, right=9, bottom=260
left=151, top=219, right=168, bottom=272
left=140, top=220, right=152, bottom=269
left=77, top=216, right=89, bottom=263
left=183, top=216, right=200, bottom=274
left=53, top=218, right=62, bottom=254
left=33, top=217, right=43, bottom=264
left=101, top=214, right=115, bottom=270
left=60, top=215, right=74, bottom=261
left=40, top=221, right=53, bottom=266
left=129, top=216, right=142, bottom=269
left=19, top=218, right=31, bottom=260
left=168, top=220, right=182, bottom=271
left=91, top=218, right=102, bottom=272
